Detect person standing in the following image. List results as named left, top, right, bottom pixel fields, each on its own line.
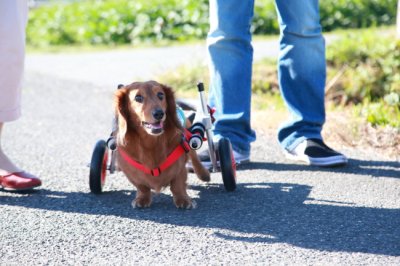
left=0, top=0, right=42, bottom=190
left=203, top=0, right=347, bottom=167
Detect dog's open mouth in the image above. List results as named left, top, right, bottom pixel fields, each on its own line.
left=142, top=121, right=164, bottom=135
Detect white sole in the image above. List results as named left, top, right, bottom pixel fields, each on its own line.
left=285, top=151, right=348, bottom=167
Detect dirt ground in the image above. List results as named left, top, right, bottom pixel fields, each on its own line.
left=252, top=109, right=400, bottom=161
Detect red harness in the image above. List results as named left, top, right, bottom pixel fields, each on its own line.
left=118, top=130, right=192, bottom=177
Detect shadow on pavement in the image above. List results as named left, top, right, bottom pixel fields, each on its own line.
left=238, top=158, right=400, bottom=179
left=1, top=181, right=399, bottom=256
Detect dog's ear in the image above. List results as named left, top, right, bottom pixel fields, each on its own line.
left=162, top=84, right=182, bottom=131
left=114, top=87, right=131, bottom=145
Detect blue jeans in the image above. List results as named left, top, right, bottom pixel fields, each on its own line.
left=207, top=0, right=325, bottom=154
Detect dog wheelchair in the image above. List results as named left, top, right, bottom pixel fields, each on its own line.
left=89, top=82, right=237, bottom=194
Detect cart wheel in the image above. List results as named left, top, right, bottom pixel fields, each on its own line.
left=89, top=140, right=108, bottom=194
left=218, top=138, right=236, bottom=192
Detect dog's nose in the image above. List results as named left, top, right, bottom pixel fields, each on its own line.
left=152, top=108, right=164, bottom=121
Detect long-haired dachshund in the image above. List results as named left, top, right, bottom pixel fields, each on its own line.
left=114, top=80, right=210, bottom=209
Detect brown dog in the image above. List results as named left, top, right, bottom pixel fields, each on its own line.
left=114, top=80, right=210, bottom=209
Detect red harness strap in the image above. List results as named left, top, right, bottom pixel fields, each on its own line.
left=118, top=131, right=192, bottom=177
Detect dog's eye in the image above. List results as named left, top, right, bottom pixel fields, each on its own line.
left=134, top=95, right=144, bottom=103
left=157, top=92, right=164, bottom=101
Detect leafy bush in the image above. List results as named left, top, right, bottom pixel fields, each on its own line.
left=27, top=0, right=209, bottom=46
left=326, top=30, right=400, bottom=103
left=326, top=30, right=400, bottom=127
left=361, top=100, right=400, bottom=128
left=319, top=0, right=396, bottom=31
left=27, top=0, right=397, bottom=46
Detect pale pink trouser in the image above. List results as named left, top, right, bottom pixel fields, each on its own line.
left=0, top=0, right=28, bottom=122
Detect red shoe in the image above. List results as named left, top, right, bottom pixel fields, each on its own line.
left=0, top=171, right=42, bottom=191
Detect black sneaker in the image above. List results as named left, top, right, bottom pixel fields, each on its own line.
left=285, top=138, right=348, bottom=167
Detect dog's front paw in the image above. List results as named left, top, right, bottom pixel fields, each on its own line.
left=198, top=172, right=210, bottom=182
left=174, top=197, right=197, bottom=209
left=132, top=197, right=152, bottom=208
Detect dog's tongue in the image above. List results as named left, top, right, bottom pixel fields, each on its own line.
left=142, top=121, right=164, bottom=134
left=150, top=121, right=163, bottom=129
left=143, top=121, right=163, bottom=129
left=149, top=121, right=163, bottom=134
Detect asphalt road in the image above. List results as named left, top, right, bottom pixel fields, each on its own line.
left=1, top=41, right=399, bottom=265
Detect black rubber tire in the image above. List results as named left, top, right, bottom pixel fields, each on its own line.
left=218, top=138, right=237, bottom=192
left=89, top=140, right=108, bottom=194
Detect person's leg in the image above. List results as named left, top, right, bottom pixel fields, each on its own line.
left=0, top=0, right=41, bottom=189
left=0, top=0, right=27, bottom=123
left=275, top=0, right=325, bottom=150
left=0, top=123, right=21, bottom=174
left=275, top=0, right=347, bottom=166
left=0, top=0, right=27, bottom=174
left=207, top=0, right=256, bottom=157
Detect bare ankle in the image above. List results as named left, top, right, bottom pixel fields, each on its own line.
left=0, top=150, right=21, bottom=174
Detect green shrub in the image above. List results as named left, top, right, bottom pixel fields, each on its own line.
left=27, top=0, right=209, bottom=46
left=361, top=100, right=400, bottom=128
left=254, top=0, right=397, bottom=34
left=27, top=0, right=397, bottom=47
left=320, top=0, right=396, bottom=31
left=326, top=30, right=400, bottom=127
left=326, top=30, right=400, bottom=104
